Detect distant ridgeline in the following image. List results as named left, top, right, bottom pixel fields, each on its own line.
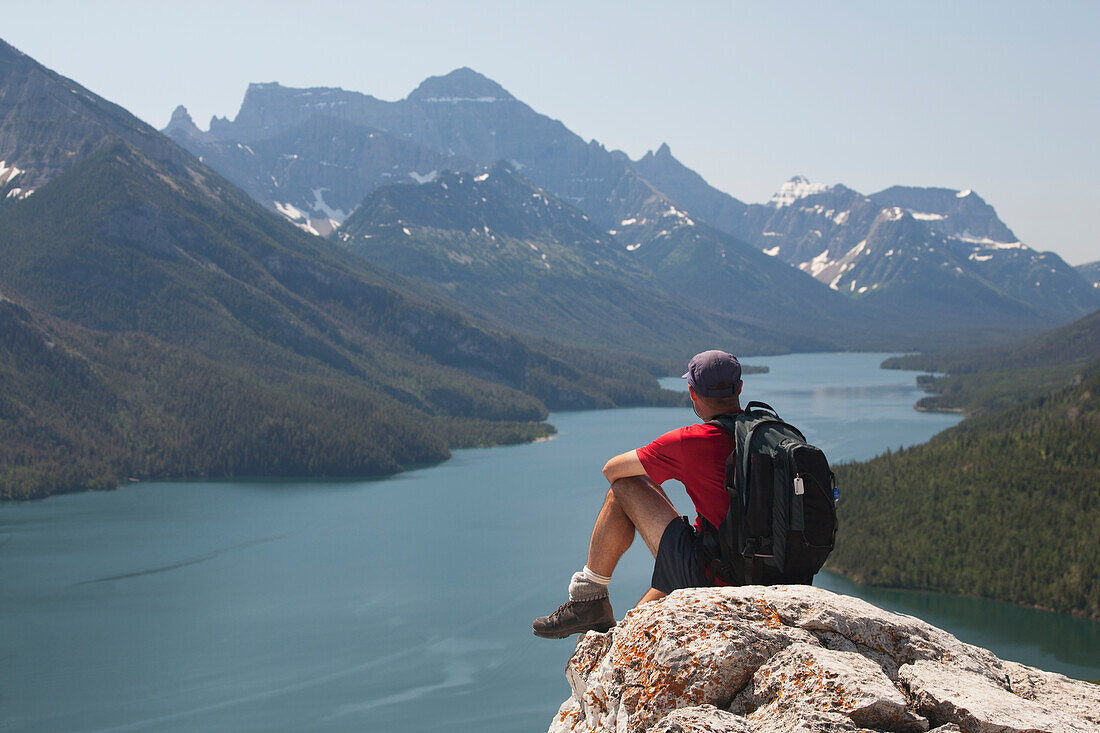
left=163, top=72, right=1100, bottom=350
left=828, top=310, right=1100, bottom=618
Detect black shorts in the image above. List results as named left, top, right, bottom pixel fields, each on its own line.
left=651, top=516, right=708, bottom=593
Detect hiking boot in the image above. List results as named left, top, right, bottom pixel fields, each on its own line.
left=532, top=596, right=615, bottom=639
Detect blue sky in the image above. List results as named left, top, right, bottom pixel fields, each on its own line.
left=5, top=1, right=1098, bottom=264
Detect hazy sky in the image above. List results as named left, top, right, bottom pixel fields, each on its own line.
left=5, top=1, right=1098, bottom=264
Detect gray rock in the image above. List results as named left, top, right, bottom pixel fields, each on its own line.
left=650, top=705, right=752, bottom=733
left=743, top=702, right=871, bottom=732
left=899, top=660, right=1095, bottom=733
left=548, top=586, right=1099, bottom=733
left=743, top=643, right=926, bottom=732
left=1002, top=660, right=1100, bottom=726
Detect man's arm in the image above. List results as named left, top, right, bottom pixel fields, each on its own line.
left=602, top=450, right=648, bottom=484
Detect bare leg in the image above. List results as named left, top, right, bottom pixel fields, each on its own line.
left=585, top=476, right=679, bottom=578
left=637, top=587, right=667, bottom=606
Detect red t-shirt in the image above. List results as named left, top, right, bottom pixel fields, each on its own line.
left=635, top=422, right=735, bottom=531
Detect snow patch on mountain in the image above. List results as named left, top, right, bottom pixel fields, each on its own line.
left=0, top=160, right=25, bottom=186
left=910, top=211, right=945, bottom=221
left=275, top=201, right=308, bottom=221
left=408, top=170, right=439, bottom=184
left=800, top=249, right=833, bottom=277
left=662, top=206, right=695, bottom=226
left=956, top=189, right=972, bottom=198
left=311, top=188, right=347, bottom=223
left=769, top=176, right=829, bottom=207
left=763, top=246, right=780, bottom=256
left=956, top=234, right=1026, bottom=249
left=274, top=200, right=339, bottom=236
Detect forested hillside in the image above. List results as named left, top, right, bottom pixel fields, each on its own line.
left=883, top=309, right=1100, bottom=374
left=0, top=142, right=680, bottom=500
left=884, top=309, right=1100, bottom=414
left=829, top=313, right=1100, bottom=617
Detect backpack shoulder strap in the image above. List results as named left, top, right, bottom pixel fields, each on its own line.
left=706, top=413, right=742, bottom=486
left=743, top=401, right=780, bottom=419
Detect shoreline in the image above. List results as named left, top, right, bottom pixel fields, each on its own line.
left=822, top=566, right=1100, bottom=623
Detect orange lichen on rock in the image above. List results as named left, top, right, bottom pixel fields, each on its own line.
left=549, top=586, right=1100, bottom=733
left=562, top=704, right=595, bottom=732
left=753, top=598, right=784, bottom=629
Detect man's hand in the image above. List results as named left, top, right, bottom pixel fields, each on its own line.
left=602, top=450, right=647, bottom=484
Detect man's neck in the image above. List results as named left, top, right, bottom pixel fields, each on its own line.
left=697, top=407, right=742, bottom=421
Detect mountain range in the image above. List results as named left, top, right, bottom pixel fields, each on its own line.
left=2, top=36, right=1097, bottom=498
left=335, top=161, right=865, bottom=355
left=734, top=178, right=1095, bottom=324
left=0, top=39, right=682, bottom=499
left=163, top=69, right=1099, bottom=346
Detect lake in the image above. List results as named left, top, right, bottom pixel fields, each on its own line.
left=1, top=353, right=1096, bottom=732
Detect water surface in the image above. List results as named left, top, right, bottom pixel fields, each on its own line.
left=1, top=353, right=1095, bottom=732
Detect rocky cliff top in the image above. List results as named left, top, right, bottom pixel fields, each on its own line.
left=550, top=585, right=1099, bottom=733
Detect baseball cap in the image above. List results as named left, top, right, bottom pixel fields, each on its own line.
left=681, top=350, right=742, bottom=397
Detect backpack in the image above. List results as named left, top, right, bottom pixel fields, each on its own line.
left=697, top=401, right=838, bottom=586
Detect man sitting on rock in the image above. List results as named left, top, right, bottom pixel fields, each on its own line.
left=533, top=350, right=743, bottom=639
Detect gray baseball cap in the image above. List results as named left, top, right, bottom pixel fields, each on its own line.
left=682, top=350, right=742, bottom=397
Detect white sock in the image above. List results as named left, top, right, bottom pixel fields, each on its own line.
left=568, top=566, right=610, bottom=601
left=582, top=565, right=612, bottom=585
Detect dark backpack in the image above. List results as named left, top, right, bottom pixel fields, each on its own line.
left=697, top=401, right=838, bottom=586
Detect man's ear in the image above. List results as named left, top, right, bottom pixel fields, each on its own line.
left=737, top=381, right=744, bottom=396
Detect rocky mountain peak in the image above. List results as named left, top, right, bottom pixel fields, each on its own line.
left=164, top=105, right=200, bottom=137
left=0, top=35, right=188, bottom=194
left=169, top=104, right=193, bottom=124
left=769, top=175, right=831, bottom=207
left=236, top=81, right=288, bottom=112
left=869, top=185, right=1018, bottom=244
left=406, top=67, right=514, bottom=103
left=637, top=142, right=673, bottom=164
left=246, top=80, right=283, bottom=93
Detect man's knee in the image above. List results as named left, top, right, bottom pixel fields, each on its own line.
left=608, top=476, right=677, bottom=553
left=609, top=475, right=657, bottom=501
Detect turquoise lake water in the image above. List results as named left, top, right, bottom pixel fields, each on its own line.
left=1, top=353, right=1096, bottom=732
